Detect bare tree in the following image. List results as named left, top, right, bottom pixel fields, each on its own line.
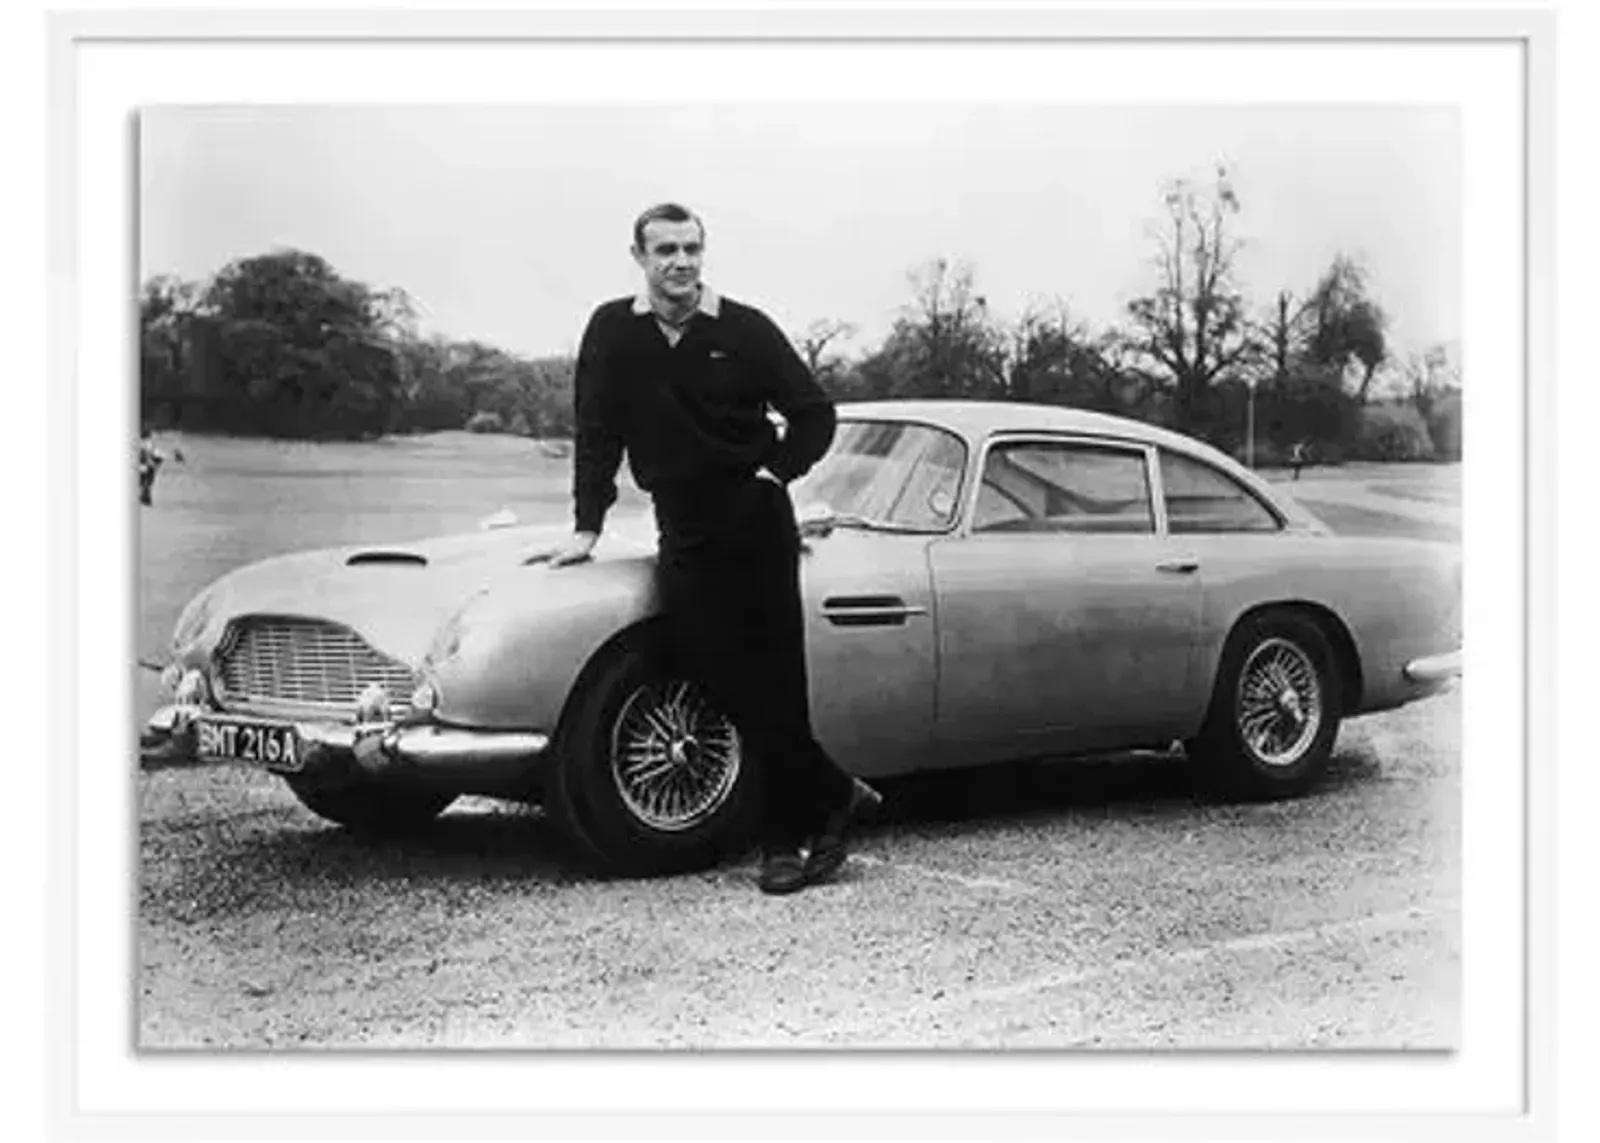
left=1258, top=289, right=1317, bottom=386
left=1007, top=298, right=1139, bottom=411
left=796, top=318, right=857, bottom=375
left=1403, top=342, right=1458, bottom=421
left=1124, top=165, right=1259, bottom=428
left=904, top=257, right=1007, bottom=398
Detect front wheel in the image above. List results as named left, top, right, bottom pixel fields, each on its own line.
left=283, top=773, right=456, bottom=836
left=549, top=639, right=758, bottom=876
left=1188, top=611, right=1343, bottom=800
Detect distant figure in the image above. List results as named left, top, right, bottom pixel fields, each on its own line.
left=139, top=430, right=164, bottom=505
left=1289, top=440, right=1308, bottom=482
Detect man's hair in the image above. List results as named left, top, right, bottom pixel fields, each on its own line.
left=632, top=202, right=705, bottom=251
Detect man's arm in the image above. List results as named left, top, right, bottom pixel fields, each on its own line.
left=570, top=307, right=623, bottom=536
left=752, top=310, right=837, bottom=483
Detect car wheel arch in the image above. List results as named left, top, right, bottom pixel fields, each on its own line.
left=545, top=615, right=757, bottom=875
left=551, top=616, right=676, bottom=748
left=1213, top=600, right=1363, bottom=716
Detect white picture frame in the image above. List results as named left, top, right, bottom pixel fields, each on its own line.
left=33, top=2, right=1570, bottom=1140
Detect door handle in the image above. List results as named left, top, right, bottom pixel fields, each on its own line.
left=1156, top=558, right=1200, bottom=574
left=821, top=596, right=929, bottom=627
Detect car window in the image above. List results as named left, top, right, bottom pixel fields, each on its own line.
left=789, top=419, right=968, bottom=531
left=881, top=427, right=967, bottom=529
left=1159, top=450, right=1282, bottom=533
left=972, top=441, right=1154, bottom=534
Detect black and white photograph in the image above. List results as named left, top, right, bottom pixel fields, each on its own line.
left=133, top=97, right=1466, bottom=1053
left=22, top=0, right=1571, bottom=1132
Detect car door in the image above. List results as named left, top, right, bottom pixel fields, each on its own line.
left=784, top=415, right=972, bottom=779
left=926, top=434, right=1204, bottom=761
left=800, top=529, right=939, bottom=779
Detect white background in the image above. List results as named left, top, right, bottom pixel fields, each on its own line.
left=9, top=1, right=1590, bottom=1140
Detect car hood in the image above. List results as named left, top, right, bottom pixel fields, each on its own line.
left=181, top=513, right=659, bottom=666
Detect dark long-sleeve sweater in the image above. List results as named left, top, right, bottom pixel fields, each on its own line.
left=570, top=292, right=838, bottom=535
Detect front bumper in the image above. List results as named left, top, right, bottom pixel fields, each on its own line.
left=1403, top=650, right=1463, bottom=687
left=139, top=702, right=550, bottom=782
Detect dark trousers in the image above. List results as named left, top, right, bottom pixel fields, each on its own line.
left=653, top=476, right=854, bottom=849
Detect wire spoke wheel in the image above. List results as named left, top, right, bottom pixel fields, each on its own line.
left=1234, top=636, right=1324, bottom=768
left=609, top=678, right=741, bottom=833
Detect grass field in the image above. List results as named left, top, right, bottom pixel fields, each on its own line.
left=136, top=433, right=1461, bottom=722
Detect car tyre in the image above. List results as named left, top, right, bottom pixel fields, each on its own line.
left=551, top=637, right=760, bottom=877
left=1188, top=610, right=1343, bottom=801
left=283, top=774, right=455, bottom=836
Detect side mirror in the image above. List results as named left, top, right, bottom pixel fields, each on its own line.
left=795, top=503, right=835, bottom=539
left=795, top=500, right=833, bottom=526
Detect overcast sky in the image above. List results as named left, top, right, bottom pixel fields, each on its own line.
left=139, top=104, right=1460, bottom=366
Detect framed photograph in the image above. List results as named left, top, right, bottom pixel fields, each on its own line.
left=44, top=2, right=1561, bottom=1139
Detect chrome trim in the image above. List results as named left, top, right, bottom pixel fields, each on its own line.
left=1144, top=442, right=1169, bottom=536
left=965, top=432, right=1160, bottom=539
left=383, top=725, right=550, bottom=766
left=214, top=616, right=418, bottom=717
left=820, top=603, right=929, bottom=623
left=1236, top=636, right=1324, bottom=768
left=139, top=704, right=549, bottom=775
left=609, top=678, right=741, bottom=833
left=1403, top=650, right=1463, bottom=685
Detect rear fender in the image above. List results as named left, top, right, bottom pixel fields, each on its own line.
left=1192, top=540, right=1459, bottom=719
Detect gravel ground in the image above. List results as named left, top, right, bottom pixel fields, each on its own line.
left=137, top=689, right=1459, bottom=1050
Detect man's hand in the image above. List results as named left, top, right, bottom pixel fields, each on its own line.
left=547, top=531, right=598, bottom=567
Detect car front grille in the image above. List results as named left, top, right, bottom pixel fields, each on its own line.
left=215, top=616, right=417, bottom=717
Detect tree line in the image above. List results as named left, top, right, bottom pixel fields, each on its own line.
left=140, top=165, right=1460, bottom=463
left=140, top=249, right=575, bottom=441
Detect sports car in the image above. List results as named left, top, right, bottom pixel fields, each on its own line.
left=142, top=400, right=1462, bottom=874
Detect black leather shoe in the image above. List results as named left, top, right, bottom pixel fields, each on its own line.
left=757, top=846, right=809, bottom=895
left=803, top=777, right=884, bottom=883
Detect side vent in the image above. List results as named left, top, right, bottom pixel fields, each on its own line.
left=345, top=551, right=428, bottom=567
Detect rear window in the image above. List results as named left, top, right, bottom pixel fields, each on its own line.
left=1159, top=450, right=1282, bottom=534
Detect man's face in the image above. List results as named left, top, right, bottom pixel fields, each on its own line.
left=632, top=218, right=704, bottom=305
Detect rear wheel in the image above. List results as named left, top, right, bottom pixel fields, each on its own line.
left=283, top=773, right=455, bottom=836
left=1188, top=610, right=1343, bottom=800
left=549, top=638, right=758, bottom=876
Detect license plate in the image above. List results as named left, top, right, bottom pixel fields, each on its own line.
left=195, top=716, right=304, bottom=772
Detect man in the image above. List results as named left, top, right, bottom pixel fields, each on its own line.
left=547, top=202, right=880, bottom=895
left=138, top=429, right=164, bottom=506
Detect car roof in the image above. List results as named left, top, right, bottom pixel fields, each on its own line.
left=835, top=398, right=1320, bottom=527
left=839, top=398, right=1209, bottom=455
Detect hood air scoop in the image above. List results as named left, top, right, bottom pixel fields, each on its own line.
left=345, top=551, right=428, bottom=567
